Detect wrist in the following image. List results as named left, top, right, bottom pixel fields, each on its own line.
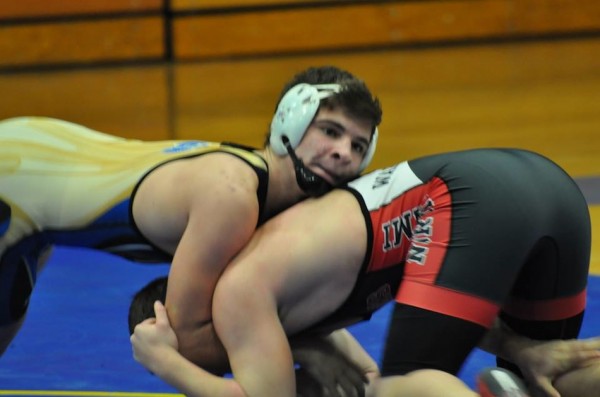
left=481, top=319, right=529, bottom=362
left=150, top=346, right=181, bottom=378
left=496, top=322, right=545, bottom=368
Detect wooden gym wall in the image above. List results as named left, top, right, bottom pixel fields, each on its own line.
left=1, top=0, right=600, bottom=70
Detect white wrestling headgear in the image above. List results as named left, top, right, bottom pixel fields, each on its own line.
left=270, top=83, right=378, bottom=173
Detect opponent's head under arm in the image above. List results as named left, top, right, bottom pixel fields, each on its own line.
left=128, top=276, right=168, bottom=335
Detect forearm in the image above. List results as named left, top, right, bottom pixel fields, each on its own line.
left=292, top=330, right=378, bottom=371
left=328, top=329, right=380, bottom=379
left=289, top=331, right=379, bottom=397
left=478, top=318, right=537, bottom=363
left=131, top=302, right=243, bottom=397
left=152, top=348, right=245, bottom=397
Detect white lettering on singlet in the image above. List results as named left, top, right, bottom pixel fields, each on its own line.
left=347, top=161, right=423, bottom=211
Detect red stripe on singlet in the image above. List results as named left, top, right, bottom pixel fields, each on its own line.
left=396, top=280, right=500, bottom=327
left=503, top=289, right=587, bottom=321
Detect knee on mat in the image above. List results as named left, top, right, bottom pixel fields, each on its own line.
left=0, top=258, right=34, bottom=326
left=0, top=199, right=10, bottom=237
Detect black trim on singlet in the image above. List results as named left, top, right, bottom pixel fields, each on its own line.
left=220, top=141, right=259, bottom=151
left=344, top=186, right=374, bottom=273
left=221, top=142, right=270, bottom=226
left=128, top=144, right=269, bottom=261
left=299, top=186, right=401, bottom=336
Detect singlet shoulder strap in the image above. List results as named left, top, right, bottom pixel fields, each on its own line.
left=219, top=142, right=269, bottom=226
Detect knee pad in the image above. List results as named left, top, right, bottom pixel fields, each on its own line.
left=0, top=235, right=47, bottom=326
left=0, top=257, right=34, bottom=325
left=0, top=199, right=10, bottom=237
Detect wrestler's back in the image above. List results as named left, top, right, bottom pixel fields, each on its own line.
left=0, top=117, right=219, bottom=256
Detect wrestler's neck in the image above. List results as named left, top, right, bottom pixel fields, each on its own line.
left=260, top=148, right=307, bottom=220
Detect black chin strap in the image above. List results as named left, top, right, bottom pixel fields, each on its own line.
left=281, top=136, right=332, bottom=197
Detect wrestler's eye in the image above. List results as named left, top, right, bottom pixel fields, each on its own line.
left=322, top=127, right=342, bottom=138
left=352, top=141, right=367, bottom=155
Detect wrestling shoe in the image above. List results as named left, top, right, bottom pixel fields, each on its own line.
left=476, top=367, right=530, bottom=397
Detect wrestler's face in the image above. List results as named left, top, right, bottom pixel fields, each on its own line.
left=294, top=106, right=373, bottom=186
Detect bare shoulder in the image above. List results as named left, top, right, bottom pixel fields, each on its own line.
left=224, top=188, right=365, bottom=282
left=214, top=188, right=367, bottom=334
left=133, top=152, right=261, bottom=251
left=274, top=189, right=363, bottom=231
left=136, top=152, right=260, bottom=209
left=185, top=153, right=260, bottom=212
left=183, top=152, right=260, bottom=188
left=245, top=189, right=365, bottom=258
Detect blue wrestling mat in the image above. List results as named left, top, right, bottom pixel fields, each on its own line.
left=1, top=246, right=599, bottom=394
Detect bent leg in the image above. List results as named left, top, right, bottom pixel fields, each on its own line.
left=554, top=359, right=600, bottom=397
left=375, top=370, right=478, bottom=397
left=382, top=304, right=487, bottom=375
left=0, top=243, right=51, bottom=357
left=0, top=315, right=25, bottom=356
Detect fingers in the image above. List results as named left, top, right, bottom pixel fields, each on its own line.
left=558, top=338, right=600, bottom=368
left=141, top=317, right=157, bottom=326
left=577, top=337, right=600, bottom=351
left=321, top=380, right=343, bottom=397
left=572, top=350, right=600, bottom=366
left=336, top=370, right=366, bottom=397
left=317, top=366, right=366, bottom=397
left=153, top=300, right=170, bottom=327
left=531, top=376, right=561, bottom=397
left=295, top=368, right=325, bottom=397
left=130, top=317, right=156, bottom=345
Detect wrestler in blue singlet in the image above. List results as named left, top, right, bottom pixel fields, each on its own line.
left=0, top=117, right=268, bottom=324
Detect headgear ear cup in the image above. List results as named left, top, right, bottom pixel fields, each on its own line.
left=270, top=83, right=341, bottom=155
left=359, top=127, right=378, bottom=173
left=270, top=82, right=377, bottom=173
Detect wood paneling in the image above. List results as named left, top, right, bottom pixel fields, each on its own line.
left=591, top=206, right=600, bottom=274
left=0, top=65, right=171, bottom=140
left=171, top=0, right=319, bottom=10
left=173, top=0, right=600, bottom=59
left=513, top=0, right=600, bottom=33
left=0, top=17, right=164, bottom=68
left=169, top=38, right=600, bottom=178
left=2, top=0, right=600, bottom=68
left=0, top=0, right=163, bottom=19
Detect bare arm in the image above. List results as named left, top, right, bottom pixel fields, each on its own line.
left=211, top=190, right=367, bottom=397
left=213, top=268, right=296, bottom=397
left=165, top=157, right=259, bottom=369
left=131, top=303, right=376, bottom=397
left=291, top=330, right=379, bottom=397
left=325, top=329, right=380, bottom=383
left=131, top=301, right=245, bottom=397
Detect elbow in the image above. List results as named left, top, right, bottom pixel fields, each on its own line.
left=174, top=325, right=200, bottom=356
left=212, top=269, right=248, bottom=327
left=176, top=322, right=231, bottom=375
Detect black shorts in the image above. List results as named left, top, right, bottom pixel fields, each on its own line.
left=382, top=149, right=591, bottom=375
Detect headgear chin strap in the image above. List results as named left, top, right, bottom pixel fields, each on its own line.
left=282, top=136, right=332, bottom=197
